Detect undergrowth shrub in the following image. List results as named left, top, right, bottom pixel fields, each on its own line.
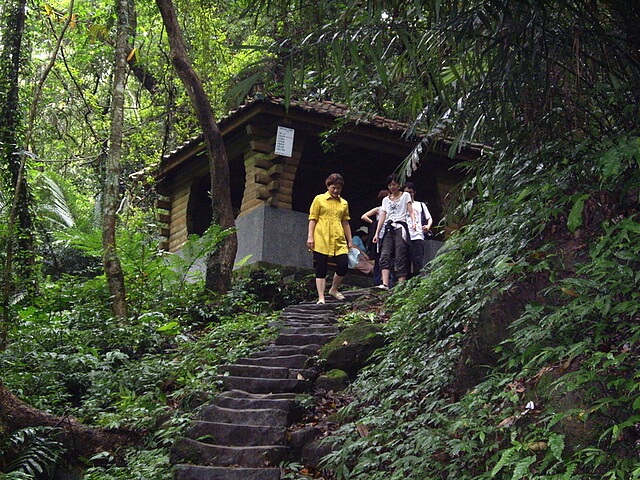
left=230, top=267, right=315, bottom=310
left=0, top=427, right=65, bottom=480
left=0, top=222, right=285, bottom=478
left=322, top=135, right=640, bottom=479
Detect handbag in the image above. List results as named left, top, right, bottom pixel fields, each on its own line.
left=347, top=247, right=360, bottom=269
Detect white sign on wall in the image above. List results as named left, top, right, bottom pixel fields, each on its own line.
left=274, top=126, right=295, bottom=157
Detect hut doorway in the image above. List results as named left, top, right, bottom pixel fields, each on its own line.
left=186, top=176, right=213, bottom=236
left=185, top=157, right=246, bottom=236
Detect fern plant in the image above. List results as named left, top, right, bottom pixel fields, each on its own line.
left=0, top=426, right=64, bottom=478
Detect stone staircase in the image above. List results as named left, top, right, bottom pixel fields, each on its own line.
left=171, top=291, right=363, bottom=480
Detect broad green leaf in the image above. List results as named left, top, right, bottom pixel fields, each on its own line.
left=567, top=194, right=589, bottom=233
left=548, top=433, right=565, bottom=461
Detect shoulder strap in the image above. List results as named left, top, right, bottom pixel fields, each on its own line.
left=419, top=202, right=428, bottom=225
left=366, top=219, right=377, bottom=250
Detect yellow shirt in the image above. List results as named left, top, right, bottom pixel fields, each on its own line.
left=309, top=192, right=351, bottom=256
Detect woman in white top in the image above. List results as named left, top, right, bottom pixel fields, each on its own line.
left=404, top=181, right=433, bottom=277
left=372, top=174, right=416, bottom=289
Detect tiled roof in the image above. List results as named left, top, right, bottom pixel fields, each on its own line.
left=268, top=97, right=410, bottom=131
left=162, top=96, right=411, bottom=160
left=161, top=96, right=488, bottom=165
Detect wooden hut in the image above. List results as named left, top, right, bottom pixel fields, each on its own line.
left=154, top=96, right=484, bottom=271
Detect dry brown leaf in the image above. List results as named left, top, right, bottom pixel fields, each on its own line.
left=497, top=415, right=518, bottom=428
left=356, top=423, right=370, bottom=438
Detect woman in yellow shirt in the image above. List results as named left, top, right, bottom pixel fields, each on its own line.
left=307, top=173, right=354, bottom=304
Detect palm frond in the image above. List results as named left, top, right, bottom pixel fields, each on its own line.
left=35, top=174, right=76, bottom=229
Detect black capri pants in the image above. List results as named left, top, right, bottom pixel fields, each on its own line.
left=313, top=251, right=349, bottom=278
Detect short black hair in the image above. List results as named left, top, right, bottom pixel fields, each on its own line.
left=386, top=173, right=400, bottom=185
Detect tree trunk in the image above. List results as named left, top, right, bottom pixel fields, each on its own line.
left=155, top=0, right=237, bottom=293
left=0, top=0, right=34, bottom=349
left=102, top=0, right=131, bottom=318
left=0, top=382, right=140, bottom=465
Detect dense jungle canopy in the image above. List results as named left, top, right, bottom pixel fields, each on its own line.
left=1, top=0, right=639, bottom=478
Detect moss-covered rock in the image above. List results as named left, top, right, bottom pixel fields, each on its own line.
left=315, top=369, right=350, bottom=392
left=319, top=323, right=386, bottom=378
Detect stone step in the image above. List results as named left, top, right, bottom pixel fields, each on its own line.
left=275, top=333, right=336, bottom=346
left=236, top=354, right=309, bottom=369
left=344, top=288, right=372, bottom=297
left=282, top=305, right=337, bottom=313
left=271, top=317, right=336, bottom=328
left=219, top=364, right=318, bottom=381
left=185, top=421, right=287, bottom=446
left=168, top=292, right=372, bottom=477
left=271, top=321, right=334, bottom=330
left=173, top=464, right=281, bottom=480
left=282, top=304, right=339, bottom=314
left=274, top=314, right=335, bottom=322
left=218, top=389, right=300, bottom=402
left=219, top=376, right=310, bottom=394
left=280, top=325, right=340, bottom=335
left=212, top=390, right=304, bottom=424
left=279, top=311, right=335, bottom=318
left=171, top=437, right=289, bottom=468
left=251, top=344, right=322, bottom=357
left=197, top=405, right=288, bottom=426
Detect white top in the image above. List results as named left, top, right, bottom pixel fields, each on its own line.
left=381, top=192, right=412, bottom=224
left=408, top=201, right=432, bottom=240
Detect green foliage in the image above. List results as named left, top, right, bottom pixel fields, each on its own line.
left=279, top=460, right=313, bottom=479
left=2, top=1, right=640, bottom=479
left=0, top=220, right=285, bottom=478
left=322, top=134, right=640, bottom=479
left=336, top=310, right=380, bottom=328
left=230, top=268, right=314, bottom=311
left=1, top=283, right=277, bottom=476
left=54, top=213, right=234, bottom=315
left=82, top=448, right=172, bottom=480
left=0, top=427, right=64, bottom=479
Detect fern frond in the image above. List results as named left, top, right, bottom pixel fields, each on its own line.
left=1, top=426, right=65, bottom=478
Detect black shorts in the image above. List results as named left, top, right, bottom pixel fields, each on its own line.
left=313, top=251, right=348, bottom=278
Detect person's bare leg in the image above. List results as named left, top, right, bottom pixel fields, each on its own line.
left=381, top=268, right=391, bottom=288
left=316, top=277, right=326, bottom=303
left=328, top=274, right=345, bottom=300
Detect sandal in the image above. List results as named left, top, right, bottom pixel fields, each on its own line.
left=328, top=289, right=345, bottom=301
left=316, top=299, right=325, bottom=304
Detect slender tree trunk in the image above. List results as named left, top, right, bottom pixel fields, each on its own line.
left=102, top=0, right=131, bottom=318
left=155, top=0, right=237, bottom=293
left=0, top=0, right=32, bottom=349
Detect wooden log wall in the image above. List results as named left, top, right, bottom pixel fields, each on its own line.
left=157, top=197, right=172, bottom=251
left=160, top=152, right=211, bottom=252
left=168, top=187, right=190, bottom=251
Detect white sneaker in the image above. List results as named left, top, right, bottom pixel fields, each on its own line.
left=376, top=284, right=389, bottom=290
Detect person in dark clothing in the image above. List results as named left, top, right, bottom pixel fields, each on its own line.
left=404, top=182, right=433, bottom=277
left=361, top=189, right=389, bottom=286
